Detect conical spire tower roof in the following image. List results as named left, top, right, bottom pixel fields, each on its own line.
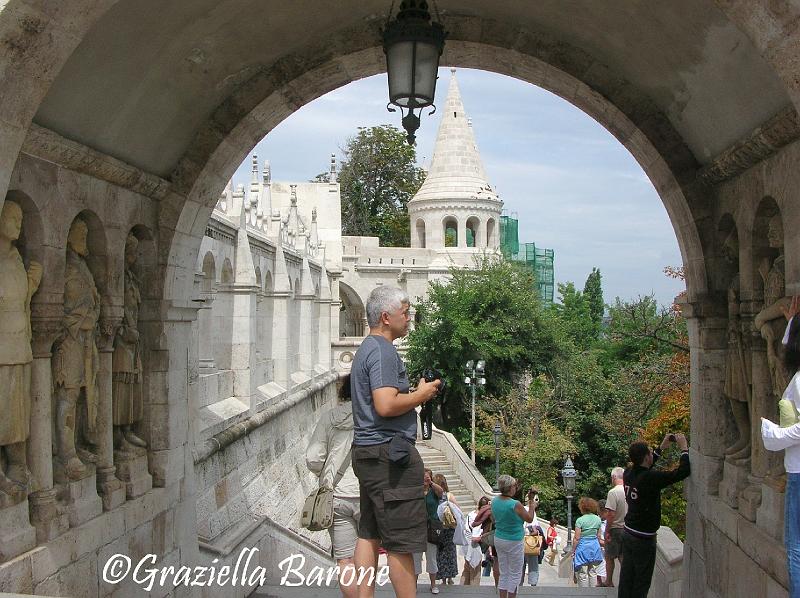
left=410, top=69, right=499, bottom=205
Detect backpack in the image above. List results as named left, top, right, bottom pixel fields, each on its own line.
left=441, top=499, right=457, bottom=529
left=524, top=534, right=543, bottom=556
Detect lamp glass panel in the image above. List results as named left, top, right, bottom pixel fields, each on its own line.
left=387, top=41, right=414, bottom=107
left=412, top=41, right=439, bottom=105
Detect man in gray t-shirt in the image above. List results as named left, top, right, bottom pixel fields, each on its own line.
left=350, top=285, right=440, bottom=598
left=351, top=334, right=414, bottom=445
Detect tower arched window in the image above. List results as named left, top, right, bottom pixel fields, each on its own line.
left=415, top=218, right=426, bottom=248
left=466, top=216, right=480, bottom=248
left=443, top=217, right=458, bottom=248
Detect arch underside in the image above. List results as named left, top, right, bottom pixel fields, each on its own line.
left=12, top=1, right=799, bottom=306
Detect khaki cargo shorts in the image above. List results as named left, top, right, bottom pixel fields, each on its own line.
left=351, top=440, right=427, bottom=554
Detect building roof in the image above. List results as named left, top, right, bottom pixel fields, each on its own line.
left=409, top=69, right=501, bottom=207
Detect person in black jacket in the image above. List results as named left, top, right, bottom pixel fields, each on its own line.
left=618, top=433, right=690, bottom=598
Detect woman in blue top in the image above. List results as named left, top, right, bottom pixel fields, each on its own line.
left=490, top=475, right=536, bottom=598
left=566, top=497, right=604, bottom=587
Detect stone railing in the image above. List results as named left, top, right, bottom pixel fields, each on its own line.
left=426, top=427, right=495, bottom=501
left=650, top=526, right=684, bottom=598
left=556, top=524, right=684, bottom=594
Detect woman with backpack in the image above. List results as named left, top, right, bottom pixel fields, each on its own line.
left=520, top=488, right=545, bottom=586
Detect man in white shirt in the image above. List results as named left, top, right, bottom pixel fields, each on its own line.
left=603, top=466, right=627, bottom=587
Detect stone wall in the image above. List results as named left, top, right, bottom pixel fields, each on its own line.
left=0, top=149, right=342, bottom=597
left=193, top=373, right=338, bottom=598
left=682, top=136, right=800, bottom=598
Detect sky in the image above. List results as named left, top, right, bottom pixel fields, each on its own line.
left=232, top=68, right=685, bottom=307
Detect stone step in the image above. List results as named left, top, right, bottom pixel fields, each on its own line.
left=417, top=442, right=480, bottom=515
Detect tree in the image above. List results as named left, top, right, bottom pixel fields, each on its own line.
left=315, top=125, right=426, bottom=247
left=583, top=267, right=604, bottom=337
left=551, top=281, right=594, bottom=350
left=475, top=383, right=576, bottom=511
left=405, top=256, right=560, bottom=429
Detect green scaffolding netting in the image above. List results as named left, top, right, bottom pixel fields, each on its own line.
left=499, top=215, right=555, bottom=305
left=499, top=215, right=519, bottom=256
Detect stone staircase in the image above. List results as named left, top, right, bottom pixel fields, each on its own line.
left=417, top=440, right=480, bottom=512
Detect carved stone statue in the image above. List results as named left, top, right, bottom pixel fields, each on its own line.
left=53, top=218, right=100, bottom=480
left=754, top=215, right=790, bottom=401
left=112, top=233, right=146, bottom=453
left=722, top=232, right=752, bottom=460
left=754, top=215, right=790, bottom=483
left=0, top=201, right=41, bottom=504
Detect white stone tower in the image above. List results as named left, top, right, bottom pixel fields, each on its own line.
left=408, top=68, right=503, bottom=250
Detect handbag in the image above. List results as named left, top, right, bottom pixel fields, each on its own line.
left=300, top=451, right=351, bottom=531
left=479, top=516, right=495, bottom=550
left=480, top=530, right=495, bottom=550
left=427, top=518, right=444, bottom=544
left=441, top=499, right=457, bottom=529
left=524, top=534, right=543, bottom=556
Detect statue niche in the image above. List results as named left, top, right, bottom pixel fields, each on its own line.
left=0, top=201, right=42, bottom=505
left=754, top=215, right=791, bottom=404
left=754, top=214, right=790, bottom=483
left=112, top=233, right=146, bottom=454
left=722, top=231, right=752, bottom=461
left=53, top=218, right=101, bottom=481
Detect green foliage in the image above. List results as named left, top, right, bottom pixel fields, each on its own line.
left=583, top=268, right=604, bottom=338
left=444, top=227, right=457, bottom=248
left=551, top=282, right=595, bottom=350
left=476, top=386, right=577, bottom=508
left=410, top=263, right=690, bottom=537
left=405, top=256, right=559, bottom=428
left=316, top=125, right=426, bottom=247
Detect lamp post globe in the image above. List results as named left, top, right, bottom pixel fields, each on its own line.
left=561, top=456, right=578, bottom=554
left=465, top=359, right=487, bottom=464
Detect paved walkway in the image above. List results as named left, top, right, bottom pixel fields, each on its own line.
left=255, top=552, right=619, bottom=597
left=255, top=585, right=614, bottom=596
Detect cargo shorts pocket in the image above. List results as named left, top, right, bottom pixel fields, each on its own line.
left=382, top=485, right=425, bottom=531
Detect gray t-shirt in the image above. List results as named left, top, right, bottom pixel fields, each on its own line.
left=351, top=335, right=414, bottom=445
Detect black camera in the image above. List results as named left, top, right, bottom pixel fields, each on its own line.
left=420, top=368, right=446, bottom=440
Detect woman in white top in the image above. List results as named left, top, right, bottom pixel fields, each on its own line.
left=461, top=496, right=489, bottom=586
left=761, top=296, right=800, bottom=597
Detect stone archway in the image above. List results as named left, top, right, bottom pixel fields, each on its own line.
left=338, top=281, right=366, bottom=338
left=1, top=2, right=800, bottom=595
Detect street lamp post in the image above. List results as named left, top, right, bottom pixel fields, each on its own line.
left=561, top=456, right=578, bottom=554
left=464, top=359, right=486, bottom=463
left=493, top=422, right=502, bottom=492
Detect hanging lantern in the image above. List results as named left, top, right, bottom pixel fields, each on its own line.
left=382, top=0, right=447, bottom=144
